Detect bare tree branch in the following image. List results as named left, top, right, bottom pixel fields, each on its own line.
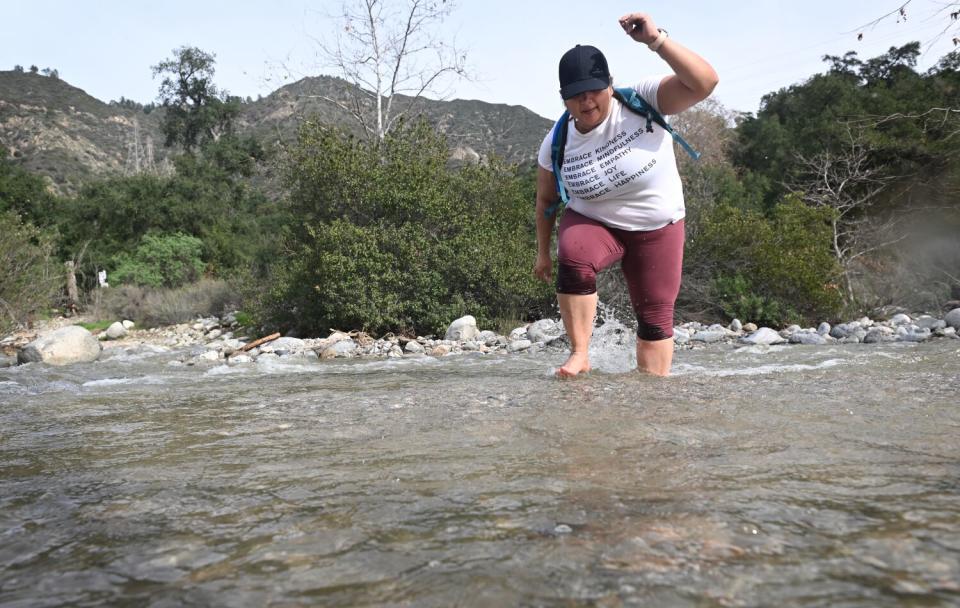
left=318, top=0, right=470, bottom=142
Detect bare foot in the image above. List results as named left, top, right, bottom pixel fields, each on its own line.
left=557, top=352, right=591, bottom=378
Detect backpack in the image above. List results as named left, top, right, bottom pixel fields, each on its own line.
left=546, top=86, right=700, bottom=217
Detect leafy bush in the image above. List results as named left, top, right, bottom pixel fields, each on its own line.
left=266, top=120, right=552, bottom=336
left=0, top=210, right=61, bottom=334
left=111, top=232, right=206, bottom=288
left=685, top=195, right=843, bottom=326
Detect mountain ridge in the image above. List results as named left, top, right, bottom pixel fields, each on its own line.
left=0, top=70, right=551, bottom=195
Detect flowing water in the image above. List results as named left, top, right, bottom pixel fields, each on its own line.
left=2, top=324, right=959, bottom=607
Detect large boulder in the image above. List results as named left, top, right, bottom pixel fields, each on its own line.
left=445, top=315, right=480, bottom=342
left=945, top=308, right=960, bottom=330
left=17, top=326, right=102, bottom=366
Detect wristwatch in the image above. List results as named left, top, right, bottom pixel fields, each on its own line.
left=648, top=28, right=668, bottom=52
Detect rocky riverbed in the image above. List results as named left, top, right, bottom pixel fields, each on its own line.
left=3, top=308, right=959, bottom=369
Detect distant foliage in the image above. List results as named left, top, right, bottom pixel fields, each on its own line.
left=111, top=232, right=206, bottom=289
left=152, top=47, right=240, bottom=151
left=0, top=144, right=57, bottom=224
left=264, top=119, right=552, bottom=336
left=0, top=210, right=61, bottom=333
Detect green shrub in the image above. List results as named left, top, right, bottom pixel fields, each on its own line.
left=111, top=232, right=206, bottom=288
left=267, top=120, right=553, bottom=336
left=686, top=195, right=843, bottom=326
left=0, top=210, right=61, bottom=334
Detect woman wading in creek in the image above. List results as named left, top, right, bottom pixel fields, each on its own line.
left=533, top=11, right=719, bottom=378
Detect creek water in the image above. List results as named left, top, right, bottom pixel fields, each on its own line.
left=1, top=323, right=959, bottom=607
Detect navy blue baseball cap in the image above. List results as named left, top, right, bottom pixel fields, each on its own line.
left=559, top=44, right=611, bottom=100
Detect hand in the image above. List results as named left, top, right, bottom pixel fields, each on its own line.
left=618, top=12, right=659, bottom=45
left=533, top=253, right=553, bottom=283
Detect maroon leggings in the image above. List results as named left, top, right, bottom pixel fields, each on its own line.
left=556, top=210, right=684, bottom=341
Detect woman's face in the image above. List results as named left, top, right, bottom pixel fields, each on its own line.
left=564, top=87, right=613, bottom=133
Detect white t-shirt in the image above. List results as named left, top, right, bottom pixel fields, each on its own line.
left=537, top=76, right=685, bottom=231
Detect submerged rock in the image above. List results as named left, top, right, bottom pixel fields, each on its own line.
left=17, top=326, right=102, bottom=366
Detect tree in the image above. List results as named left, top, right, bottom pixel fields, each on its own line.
left=791, top=127, right=902, bottom=306
left=152, top=47, right=240, bottom=151
left=319, top=0, right=468, bottom=142
left=13, top=65, right=23, bottom=72
left=29, top=65, right=38, bottom=74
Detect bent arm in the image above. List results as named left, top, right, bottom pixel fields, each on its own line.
left=654, top=39, right=719, bottom=115
left=618, top=12, right=718, bottom=115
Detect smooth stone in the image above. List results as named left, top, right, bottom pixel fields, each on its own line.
left=830, top=323, right=851, bottom=339
left=817, top=322, right=831, bottom=336
left=18, top=326, right=102, bottom=366
left=228, top=354, right=253, bottom=364
left=196, top=350, right=220, bottom=362
left=527, top=319, right=563, bottom=344
left=122, top=320, right=135, bottom=330
left=431, top=344, right=451, bottom=356
left=890, top=313, right=912, bottom=325
left=740, top=327, right=786, bottom=346
left=863, top=328, right=895, bottom=344
left=404, top=340, right=425, bottom=354
left=105, top=321, right=127, bottom=340
left=742, top=322, right=758, bottom=333
left=673, top=327, right=690, bottom=345
left=445, top=315, right=480, bottom=342
left=477, top=330, right=499, bottom=346
left=729, top=319, right=742, bottom=332
left=789, top=332, right=828, bottom=345
left=914, top=317, right=945, bottom=331
left=507, top=339, right=532, bottom=352
left=329, top=340, right=358, bottom=356
left=945, top=308, right=960, bottom=329
left=205, top=329, right=222, bottom=341
left=509, top=327, right=527, bottom=341
left=691, top=330, right=725, bottom=343
left=260, top=336, right=305, bottom=354
left=898, top=329, right=932, bottom=342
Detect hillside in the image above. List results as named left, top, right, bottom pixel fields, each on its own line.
left=0, top=71, right=552, bottom=195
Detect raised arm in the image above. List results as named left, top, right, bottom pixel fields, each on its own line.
left=618, top=12, right=719, bottom=115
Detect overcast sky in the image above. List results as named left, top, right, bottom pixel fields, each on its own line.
left=4, top=1, right=957, bottom=119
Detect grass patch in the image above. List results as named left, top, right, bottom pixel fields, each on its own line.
left=76, top=320, right=113, bottom=332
